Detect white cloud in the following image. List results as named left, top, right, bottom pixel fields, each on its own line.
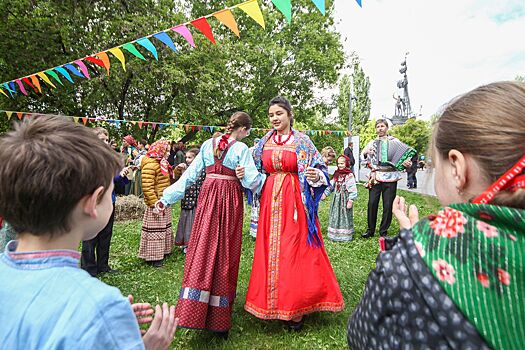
left=333, top=0, right=525, bottom=120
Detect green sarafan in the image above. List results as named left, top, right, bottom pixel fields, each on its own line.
left=101, top=186, right=439, bottom=349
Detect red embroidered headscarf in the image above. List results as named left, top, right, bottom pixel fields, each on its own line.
left=146, top=140, right=171, bottom=176
left=123, top=135, right=138, bottom=148
left=333, top=155, right=352, bottom=182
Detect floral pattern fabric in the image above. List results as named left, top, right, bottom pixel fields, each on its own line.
left=412, top=203, right=525, bottom=350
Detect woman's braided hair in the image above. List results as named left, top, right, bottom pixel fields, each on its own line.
left=214, top=111, right=252, bottom=158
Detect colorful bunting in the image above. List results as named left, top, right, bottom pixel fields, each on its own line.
left=191, top=17, right=216, bottom=45
left=238, top=0, right=266, bottom=28
left=37, top=72, right=57, bottom=88
left=136, top=38, right=159, bottom=60
left=153, top=32, right=178, bottom=52
left=311, top=0, right=326, bottom=15
left=172, top=25, right=196, bottom=48
left=6, top=111, right=12, bottom=120
left=272, top=0, right=292, bottom=23
left=54, top=67, right=74, bottom=83
left=108, top=48, right=126, bottom=71
left=95, top=52, right=111, bottom=75
left=214, top=9, right=240, bottom=37
left=1, top=0, right=359, bottom=98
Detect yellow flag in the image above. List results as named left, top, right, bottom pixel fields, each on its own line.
left=214, top=9, right=240, bottom=37
left=37, top=72, right=57, bottom=89
left=238, top=0, right=265, bottom=28
left=0, top=88, right=8, bottom=98
left=73, top=117, right=79, bottom=124
left=6, top=111, right=13, bottom=120
left=108, top=48, right=126, bottom=71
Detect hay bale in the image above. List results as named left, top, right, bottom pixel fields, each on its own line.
left=115, top=195, right=146, bottom=222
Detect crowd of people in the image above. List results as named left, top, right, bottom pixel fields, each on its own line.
left=0, top=81, right=523, bottom=349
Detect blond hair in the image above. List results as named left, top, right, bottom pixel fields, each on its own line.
left=321, top=146, right=336, bottom=158
left=433, top=81, right=525, bottom=209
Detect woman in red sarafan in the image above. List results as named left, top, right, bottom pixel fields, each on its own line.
left=245, top=96, right=344, bottom=329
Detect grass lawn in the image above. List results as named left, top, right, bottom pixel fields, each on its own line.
left=102, top=186, right=440, bottom=349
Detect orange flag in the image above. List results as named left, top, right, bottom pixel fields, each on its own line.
left=214, top=9, right=240, bottom=37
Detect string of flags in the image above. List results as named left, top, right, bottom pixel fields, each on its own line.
left=0, top=0, right=362, bottom=99
left=0, top=110, right=352, bottom=137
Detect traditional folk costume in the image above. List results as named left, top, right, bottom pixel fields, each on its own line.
left=139, top=140, right=173, bottom=262
left=361, top=136, right=415, bottom=236
left=245, top=130, right=345, bottom=321
left=175, top=170, right=206, bottom=250
left=325, top=156, right=358, bottom=242
left=161, top=137, right=264, bottom=332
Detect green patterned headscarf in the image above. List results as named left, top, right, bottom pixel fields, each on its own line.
left=412, top=203, right=524, bottom=350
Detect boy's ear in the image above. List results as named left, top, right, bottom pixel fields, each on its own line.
left=82, top=186, right=105, bottom=219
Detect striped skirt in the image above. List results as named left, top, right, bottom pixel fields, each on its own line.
left=139, top=207, right=173, bottom=261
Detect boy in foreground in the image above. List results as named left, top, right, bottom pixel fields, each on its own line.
left=0, top=116, right=177, bottom=349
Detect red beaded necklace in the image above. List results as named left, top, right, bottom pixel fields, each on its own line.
left=272, top=130, right=293, bottom=145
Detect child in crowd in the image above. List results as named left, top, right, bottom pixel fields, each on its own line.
left=139, top=140, right=173, bottom=267
left=0, top=116, right=177, bottom=349
left=348, top=81, right=525, bottom=349
left=156, top=112, right=265, bottom=337
left=174, top=148, right=206, bottom=254
left=321, top=146, right=336, bottom=165
left=81, top=127, right=129, bottom=277
left=324, top=155, right=358, bottom=242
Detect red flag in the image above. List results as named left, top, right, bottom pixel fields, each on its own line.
left=191, top=17, right=216, bottom=44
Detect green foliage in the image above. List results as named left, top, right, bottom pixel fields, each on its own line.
left=350, top=58, right=371, bottom=134
left=390, top=118, right=431, bottom=155
left=357, top=119, right=377, bottom=150
left=337, top=74, right=350, bottom=126
left=0, top=0, right=345, bottom=145
left=102, top=187, right=440, bottom=349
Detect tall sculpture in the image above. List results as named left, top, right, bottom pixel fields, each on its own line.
left=392, top=53, right=413, bottom=125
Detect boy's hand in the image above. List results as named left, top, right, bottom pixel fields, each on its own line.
left=142, top=303, right=178, bottom=350
left=346, top=200, right=353, bottom=209
left=128, top=295, right=154, bottom=335
left=120, top=167, right=130, bottom=178
left=235, top=166, right=245, bottom=180
left=393, top=195, right=419, bottom=229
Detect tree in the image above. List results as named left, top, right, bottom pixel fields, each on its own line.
left=390, top=118, right=431, bottom=155
left=0, top=0, right=345, bottom=146
left=337, top=74, right=351, bottom=127
left=350, top=57, right=371, bottom=134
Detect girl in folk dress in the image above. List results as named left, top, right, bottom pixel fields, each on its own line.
left=244, top=96, right=344, bottom=330
left=324, top=155, right=358, bottom=242
left=174, top=148, right=205, bottom=254
left=156, top=112, right=265, bottom=337
left=138, top=140, right=173, bottom=267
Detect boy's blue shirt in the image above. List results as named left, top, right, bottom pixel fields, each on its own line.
left=0, top=240, right=144, bottom=350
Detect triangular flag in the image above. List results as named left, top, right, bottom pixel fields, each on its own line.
left=73, top=117, right=79, bottom=123
left=271, top=0, right=292, bottom=23
left=122, top=43, right=146, bottom=61
left=0, top=88, right=8, bottom=98
left=37, top=72, right=57, bottom=88
left=15, top=79, right=28, bottom=95
left=214, top=9, right=240, bottom=37
left=172, top=25, right=196, bottom=48
left=191, top=17, right=216, bottom=44
left=355, top=0, right=362, bottom=7
left=74, top=60, right=91, bottom=79
left=45, top=70, right=63, bottom=86
left=108, top=48, right=127, bottom=71
left=153, top=32, right=178, bottom=53
left=130, top=121, right=137, bottom=125
left=311, top=0, right=326, bottom=15
left=84, top=56, right=105, bottom=69
left=184, top=124, right=190, bottom=132
left=238, top=0, right=265, bottom=28
left=6, top=111, right=13, bottom=120
left=138, top=121, right=143, bottom=129
left=136, top=38, right=158, bottom=60
left=82, top=117, right=88, bottom=125
left=8, top=82, right=17, bottom=95
left=64, top=64, right=85, bottom=78
left=17, top=112, right=23, bottom=120
left=95, top=52, right=111, bottom=75
left=152, top=123, right=157, bottom=130
left=54, top=67, right=74, bottom=83
left=30, top=75, right=42, bottom=93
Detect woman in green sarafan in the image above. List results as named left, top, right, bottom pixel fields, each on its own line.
left=348, top=81, right=525, bottom=350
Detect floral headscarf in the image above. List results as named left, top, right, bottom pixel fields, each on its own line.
left=146, top=140, right=171, bottom=176
left=123, top=135, right=138, bottom=148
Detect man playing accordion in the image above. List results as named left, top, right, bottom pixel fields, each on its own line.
left=361, top=119, right=415, bottom=238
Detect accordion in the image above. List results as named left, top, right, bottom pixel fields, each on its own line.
left=373, top=138, right=416, bottom=171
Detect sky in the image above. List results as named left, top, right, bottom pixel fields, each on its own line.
left=333, top=0, right=525, bottom=120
